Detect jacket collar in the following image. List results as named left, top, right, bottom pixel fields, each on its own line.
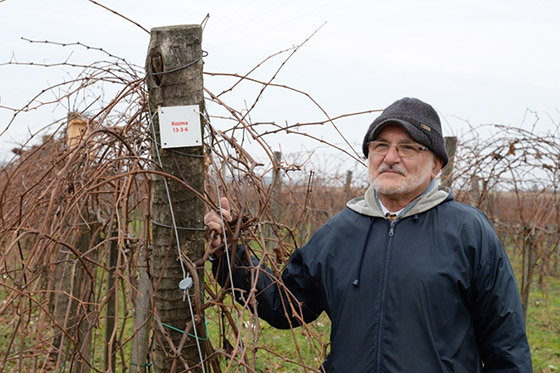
left=346, top=179, right=451, bottom=218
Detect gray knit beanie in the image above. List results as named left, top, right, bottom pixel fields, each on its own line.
left=362, top=97, right=448, bottom=167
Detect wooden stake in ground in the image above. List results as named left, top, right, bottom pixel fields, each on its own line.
left=442, top=136, right=457, bottom=188
left=145, top=24, right=207, bottom=372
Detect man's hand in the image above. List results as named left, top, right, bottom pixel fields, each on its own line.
left=204, top=197, right=233, bottom=250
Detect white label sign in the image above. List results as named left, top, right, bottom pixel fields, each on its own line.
left=158, top=105, right=202, bottom=148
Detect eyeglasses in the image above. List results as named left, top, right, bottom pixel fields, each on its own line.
left=368, top=141, right=429, bottom=157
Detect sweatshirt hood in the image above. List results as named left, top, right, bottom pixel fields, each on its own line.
left=346, top=180, right=451, bottom=218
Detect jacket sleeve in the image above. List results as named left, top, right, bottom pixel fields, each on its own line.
left=470, top=223, right=532, bottom=372
left=212, top=244, right=324, bottom=329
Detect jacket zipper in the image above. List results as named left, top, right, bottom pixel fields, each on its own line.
left=376, top=219, right=396, bottom=372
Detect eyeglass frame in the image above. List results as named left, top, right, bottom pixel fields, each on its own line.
left=367, top=140, right=429, bottom=158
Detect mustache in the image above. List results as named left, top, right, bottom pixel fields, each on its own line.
left=377, top=163, right=406, bottom=175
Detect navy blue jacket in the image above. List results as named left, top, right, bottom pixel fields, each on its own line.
left=214, top=185, right=532, bottom=372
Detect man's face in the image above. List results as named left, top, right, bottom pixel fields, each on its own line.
left=368, top=124, right=442, bottom=202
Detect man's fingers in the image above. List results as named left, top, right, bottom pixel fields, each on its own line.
left=206, top=220, right=222, bottom=232
left=211, top=235, right=222, bottom=247
left=203, top=198, right=235, bottom=250
left=206, top=228, right=223, bottom=249
left=219, top=197, right=233, bottom=222
left=221, top=209, right=232, bottom=223
left=219, top=197, right=230, bottom=213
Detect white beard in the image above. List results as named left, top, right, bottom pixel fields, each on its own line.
left=369, top=157, right=434, bottom=196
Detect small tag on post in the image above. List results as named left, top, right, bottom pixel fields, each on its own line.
left=158, top=105, right=202, bottom=148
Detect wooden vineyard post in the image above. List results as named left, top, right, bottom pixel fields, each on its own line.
left=49, top=113, right=97, bottom=372
left=267, top=151, right=283, bottom=261
left=344, top=170, right=353, bottom=202
left=442, top=136, right=457, bottom=188
left=145, top=25, right=207, bottom=372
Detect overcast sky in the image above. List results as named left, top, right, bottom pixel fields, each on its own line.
left=1, top=0, right=559, bottom=165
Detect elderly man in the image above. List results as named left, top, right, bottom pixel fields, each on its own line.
left=205, top=97, right=532, bottom=372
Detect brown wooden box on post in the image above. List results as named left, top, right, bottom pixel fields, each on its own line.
left=67, top=112, right=89, bottom=150
left=145, top=25, right=207, bottom=373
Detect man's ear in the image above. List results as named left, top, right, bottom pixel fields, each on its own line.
left=431, top=156, right=444, bottom=179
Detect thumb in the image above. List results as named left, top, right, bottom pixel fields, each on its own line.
left=220, top=197, right=233, bottom=222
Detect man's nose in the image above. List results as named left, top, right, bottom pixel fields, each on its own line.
left=383, top=145, right=401, bottom=163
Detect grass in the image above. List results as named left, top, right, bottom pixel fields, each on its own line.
left=527, top=274, right=560, bottom=372
left=505, top=247, right=560, bottom=372
left=204, top=305, right=330, bottom=372
left=204, top=247, right=560, bottom=372
left=1, top=253, right=558, bottom=372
